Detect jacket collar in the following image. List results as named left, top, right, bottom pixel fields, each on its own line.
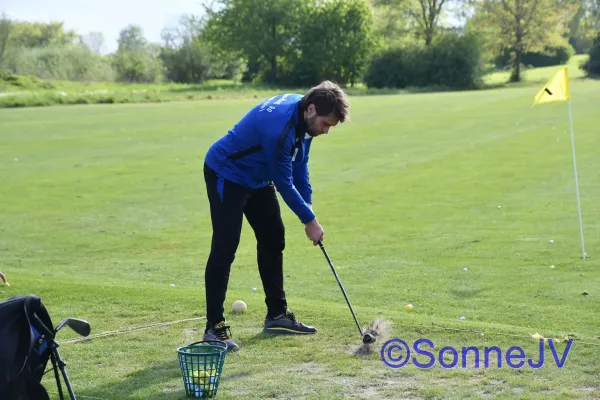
left=295, top=99, right=307, bottom=140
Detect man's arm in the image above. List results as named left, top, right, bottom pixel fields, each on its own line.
left=260, top=122, right=315, bottom=224
left=293, top=137, right=312, bottom=206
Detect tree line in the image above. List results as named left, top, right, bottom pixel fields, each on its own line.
left=1, top=0, right=599, bottom=90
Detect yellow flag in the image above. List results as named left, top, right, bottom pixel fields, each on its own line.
left=533, top=67, right=570, bottom=106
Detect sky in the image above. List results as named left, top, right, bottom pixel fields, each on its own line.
left=1, top=0, right=207, bottom=54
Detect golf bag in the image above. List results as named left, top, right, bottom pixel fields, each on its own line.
left=0, top=294, right=91, bottom=400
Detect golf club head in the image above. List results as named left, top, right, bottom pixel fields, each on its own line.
left=362, top=332, right=376, bottom=344
left=55, top=318, right=92, bottom=337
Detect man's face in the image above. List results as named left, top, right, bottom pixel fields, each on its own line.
left=304, top=104, right=339, bottom=137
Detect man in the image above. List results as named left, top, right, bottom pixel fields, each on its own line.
left=202, top=80, right=350, bottom=352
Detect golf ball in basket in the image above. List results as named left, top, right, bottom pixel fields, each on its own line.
left=232, top=300, right=247, bottom=313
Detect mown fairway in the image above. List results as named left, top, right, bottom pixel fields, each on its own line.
left=1, top=76, right=600, bottom=399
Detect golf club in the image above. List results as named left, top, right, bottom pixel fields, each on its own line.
left=317, top=240, right=376, bottom=344
left=55, top=318, right=92, bottom=337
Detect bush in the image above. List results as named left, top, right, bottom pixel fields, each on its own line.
left=569, top=36, right=593, bottom=55
left=364, top=32, right=484, bottom=90
left=7, top=44, right=115, bottom=82
left=0, top=70, right=55, bottom=90
left=362, top=45, right=421, bottom=89
left=581, top=33, right=600, bottom=76
left=494, top=44, right=574, bottom=68
left=112, top=47, right=165, bottom=83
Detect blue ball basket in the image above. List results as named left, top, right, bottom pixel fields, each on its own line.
left=177, top=340, right=228, bottom=398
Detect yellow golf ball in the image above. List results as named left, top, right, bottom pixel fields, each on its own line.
left=188, top=370, right=210, bottom=384
left=405, top=304, right=413, bottom=312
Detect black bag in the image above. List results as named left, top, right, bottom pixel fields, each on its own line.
left=0, top=294, right=91, bottom=400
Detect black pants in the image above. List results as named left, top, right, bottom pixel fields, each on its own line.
left=203, top=163, right=287, bottom=327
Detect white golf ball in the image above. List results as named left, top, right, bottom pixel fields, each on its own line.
left=463, top=268, right=468, bottom=272
left=232, top=300, right=247, bottom=313
left=549, top=239, right=554, bottom=244
left=459, top=316, right=466, bottom=321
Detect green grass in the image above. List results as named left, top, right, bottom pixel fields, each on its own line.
left=1, top=76, right=600, bottom=399
left=483, top=55, right=589, bottom=86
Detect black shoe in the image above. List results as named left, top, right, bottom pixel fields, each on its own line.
left=263, top=309, right=317, bottom=335
left=204, top=321, right=240, bottom=352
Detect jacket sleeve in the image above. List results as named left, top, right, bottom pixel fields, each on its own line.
left=259, top=118, right=316, bottom=224
left=293, top=137, right=312, bottom=205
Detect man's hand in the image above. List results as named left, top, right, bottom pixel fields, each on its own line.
left=305, top=218, right=324, bottom=245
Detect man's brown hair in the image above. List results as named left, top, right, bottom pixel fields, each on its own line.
left=301, top=80, right=350, bottom=123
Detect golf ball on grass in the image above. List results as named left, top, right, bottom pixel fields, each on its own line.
left=232, top=300, right=247, bottom=313
left=404, top=304, right=413, bottom=312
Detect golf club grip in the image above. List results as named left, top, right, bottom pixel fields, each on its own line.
left=317, top=241, right=364, bottom=337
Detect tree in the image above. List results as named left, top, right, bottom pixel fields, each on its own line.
left=371, top=0, right=414, bottom=48
left=475, top=0, right=575, bottom=82
left=581, top=31, right=600, bottom=74
left=202, top=0, right=307, bottom=83
left=414, top=0, right=450, bottom=45
left=375, top=0, right=461, bottom=46
left=113, top=25, right=165, bottom=82
left=117, top=25, right=147, bottom=52
left=8, top=21, right=78, bottom=48
left=293, top=0, right=375, bottom=86
left=159, top=14, right=245, bottom=83
left=587, top=0, right=600, bottom=29
left=0, top=12, right=11, bottom=67
left=81, top=32, right=105, bottom=54
left=574, top=0, right=600, bottom=51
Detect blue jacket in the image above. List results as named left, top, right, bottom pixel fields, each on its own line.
left=204, top=93, right=316, bottom=224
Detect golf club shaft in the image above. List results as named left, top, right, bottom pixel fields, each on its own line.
left=318, top=240, right=364, bottom=338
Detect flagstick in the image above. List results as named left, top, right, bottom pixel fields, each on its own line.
left=567, top=99, right=586, bottom=259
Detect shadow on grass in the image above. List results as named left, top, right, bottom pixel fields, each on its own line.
left=67, top=360, right=183, bottom=399
left=450, top=287, right=486, bottom=298
left=238, top=331, right=278, bottom=348
left=68, top=357, right=252, bottom=400
left=582, top=73, right=600, bottom=80
left=65, top=334, right=266, bottom=400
